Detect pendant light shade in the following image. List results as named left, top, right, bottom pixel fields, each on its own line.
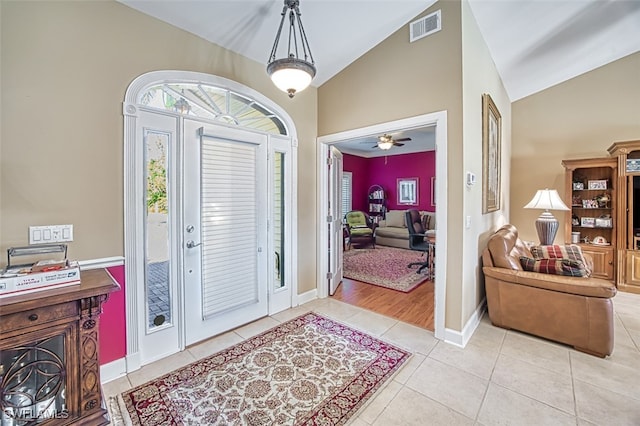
left=267, top=0, right=316, bottom=98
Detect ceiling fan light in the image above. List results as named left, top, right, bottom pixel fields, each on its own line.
left=267, top=57, right=316, bottom=98
left=378, top=141, right=393, bottom=150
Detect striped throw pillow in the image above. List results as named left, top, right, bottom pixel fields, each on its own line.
left=519, top=257, right=589, bottom=277
left=530, top=245, right=591, bottom=276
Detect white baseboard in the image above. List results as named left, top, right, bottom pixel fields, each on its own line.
left=79, top=256, right=125, bottom=270
left=296, top=288, right=318, bottom=306
left=100, top=358, right=127, bottom=383
left=443, top=298, right=487, bottom=348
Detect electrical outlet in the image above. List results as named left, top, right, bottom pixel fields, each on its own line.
left=30, top=225, right=73, bottom=244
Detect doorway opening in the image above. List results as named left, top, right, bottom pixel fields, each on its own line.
left=317, top=111, right=447, bottom=340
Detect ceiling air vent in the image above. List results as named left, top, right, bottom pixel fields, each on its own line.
left=409, top=10, right=441, bottom=43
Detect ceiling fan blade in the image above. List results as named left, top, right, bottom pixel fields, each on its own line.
left=394, top=137, right=412, bottom=142
left=372, top=145, right=379, bottom=148
left=393, top=142, right=405, bottom=147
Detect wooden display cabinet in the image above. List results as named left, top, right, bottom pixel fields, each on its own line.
left=562, top=157, right=617, bottom=280
left=608, top=140, right=640, bottom=293
left=0, top=269, right=119, bottom=425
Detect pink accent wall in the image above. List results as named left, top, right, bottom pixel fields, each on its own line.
left=343, top=151, right=436, bottom=213
left=100, top=265, right=126, bottom=365
left=343, top=154, right=370, bottom=212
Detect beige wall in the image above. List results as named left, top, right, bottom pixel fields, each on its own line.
left=319, top=0, right=507, bottom=332
left=461, top=1, right=511, bottom=327
left=511, top=52, right=640, bottom=244
left=319, top=0, right=464, bottom=331
left=0, top=1, right=318, bottom=293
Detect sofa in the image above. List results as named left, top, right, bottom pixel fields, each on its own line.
left=482, top=224, right=616, bottom=357
left=375, top=209, right=435, bottom=249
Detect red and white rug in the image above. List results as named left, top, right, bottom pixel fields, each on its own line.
left=343, top=246, right=430, bottom=292
left=111, top=312, right=410, bottom=425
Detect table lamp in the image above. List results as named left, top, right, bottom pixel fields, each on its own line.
left=524, top=188, right=569, bottom=245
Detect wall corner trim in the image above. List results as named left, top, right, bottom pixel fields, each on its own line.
left=443, top=297, right=487, bottom=348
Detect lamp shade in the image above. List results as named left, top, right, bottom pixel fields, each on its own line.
left=523, top=189, right=569, bottom=211
left=524, top=188, right=568, bottom=245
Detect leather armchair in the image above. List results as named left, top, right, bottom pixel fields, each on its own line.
left=482, top=224, right=616, bottom=357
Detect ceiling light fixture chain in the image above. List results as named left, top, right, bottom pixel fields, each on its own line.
left=267, top=0, right=316, bottom=98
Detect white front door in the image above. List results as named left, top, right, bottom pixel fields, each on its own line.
left=328, top=146, right=344, bottom=295
left=183, top=120, right=268, bottom=345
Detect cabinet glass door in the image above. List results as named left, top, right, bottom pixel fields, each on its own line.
left=1, top=335, right=67, bottom=424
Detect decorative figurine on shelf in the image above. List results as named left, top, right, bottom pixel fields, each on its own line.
left=572, top=195, right=582, bottom=206
left=572, top=215, right=580, bottom=226
left=573, top=175, right=585, bottom=190
left=595, top=193, right=610, bottom=208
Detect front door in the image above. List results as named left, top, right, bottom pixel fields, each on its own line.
left=183, top=120, right=268, bottom=345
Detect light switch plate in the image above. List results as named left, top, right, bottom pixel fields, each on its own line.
left=29, top=225, right=73, bottom=244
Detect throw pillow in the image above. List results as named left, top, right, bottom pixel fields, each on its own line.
left=519, top=257, right=589, bottom=277
left=530, top=244, right=591, bottom=276
left=385, top=210, right=405, bottom=228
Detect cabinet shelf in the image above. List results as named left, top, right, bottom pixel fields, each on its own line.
left=563, top=157, right=617, bottom=281
left=368, top=184, right=385, bottom=220
left=573, top=226, right=613, bottom=230
left=572, top=207, right=612, bottom=210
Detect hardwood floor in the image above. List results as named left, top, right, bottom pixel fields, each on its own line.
left=332, top=277, right=434, bottom=331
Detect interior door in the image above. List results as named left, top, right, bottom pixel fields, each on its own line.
left=183, top=120, right=268, bottom=345
left=328, top=146, right=344, bottom=295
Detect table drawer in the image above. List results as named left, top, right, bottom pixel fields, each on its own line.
left=0, top=302, right=78, bottom=333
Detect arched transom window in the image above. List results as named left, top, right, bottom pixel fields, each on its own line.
left=140, top=83, right=288, bottom=136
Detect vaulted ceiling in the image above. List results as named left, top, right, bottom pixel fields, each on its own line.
left=119, top=0, right=640, bottom=102
left=118, top=0, right=640, bottom=153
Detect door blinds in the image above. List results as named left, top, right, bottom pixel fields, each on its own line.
left=200, top=137, right=258, bottom=319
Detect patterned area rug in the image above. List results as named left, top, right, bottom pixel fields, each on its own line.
left=111, top=312, right=410, bottom=425
left=343, top=246, right=430, bottom=292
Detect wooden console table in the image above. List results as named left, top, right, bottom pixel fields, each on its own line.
left=0, top=269, right=119, bottom=425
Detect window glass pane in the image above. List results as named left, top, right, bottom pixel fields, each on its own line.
left=274, top=152, right=285, bottom=289
left=140, top=83, right=287, bottom=136
left=145, top=130, right=172, bottom=330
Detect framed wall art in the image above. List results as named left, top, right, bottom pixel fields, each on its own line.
left=482, top=93, right=501, bottom=214
left=397, top=178, right=418, bottom=205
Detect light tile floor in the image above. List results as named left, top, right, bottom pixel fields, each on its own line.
left=103, top=291, right=640, bottom=425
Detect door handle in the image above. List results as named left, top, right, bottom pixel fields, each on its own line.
left=186, top=240, right=202, bottom=249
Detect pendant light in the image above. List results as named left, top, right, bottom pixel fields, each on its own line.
left=267, top=0, right=316, bottom=98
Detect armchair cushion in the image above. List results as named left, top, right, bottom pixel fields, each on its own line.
left=519, top=257, right=589, bottom=277
left=345, top=211, right=368, bottom=227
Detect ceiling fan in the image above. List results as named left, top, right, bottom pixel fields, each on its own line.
left=374, top=134, right=412, bottom=150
